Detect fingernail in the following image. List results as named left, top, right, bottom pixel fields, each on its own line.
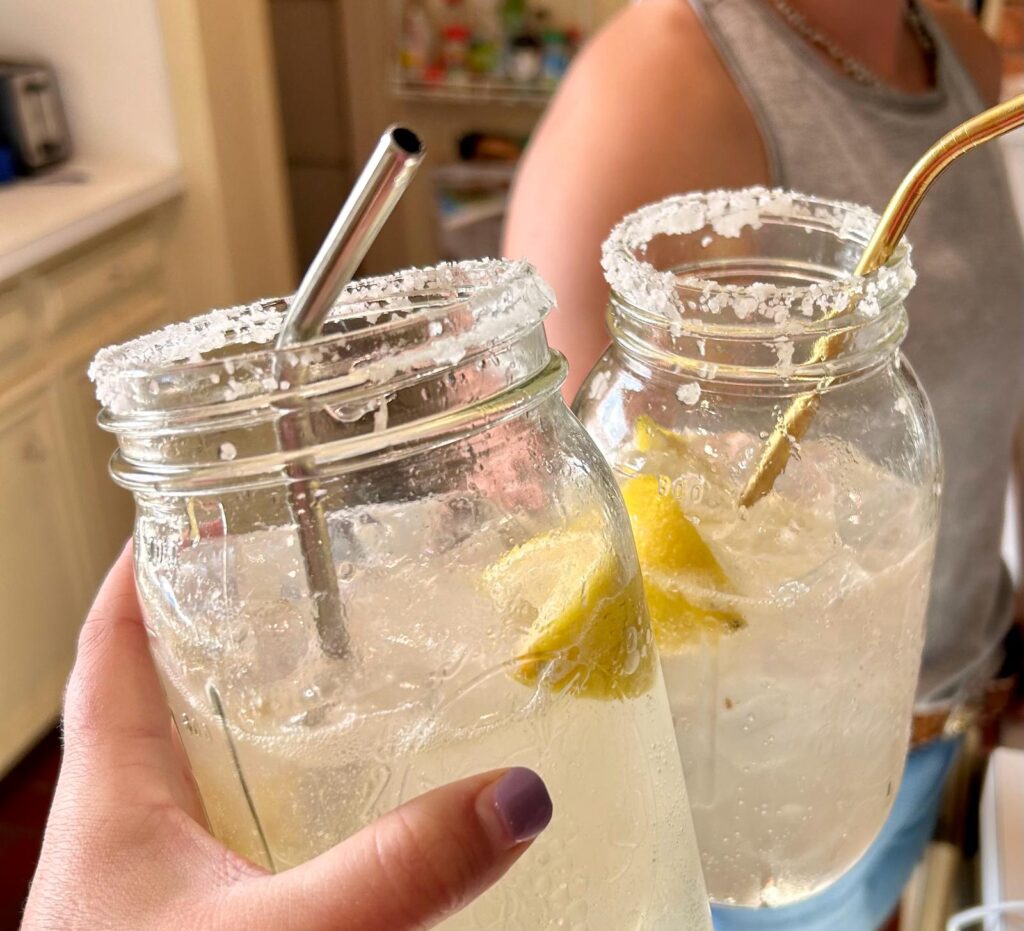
left=490, top=767, right=553, bottom=844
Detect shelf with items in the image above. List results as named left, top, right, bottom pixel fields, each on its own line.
left=392, top=76, right=554, bottom=105
left=392, top=0, right=592, bottom=105
left=433, top=159, right=519, bottom=259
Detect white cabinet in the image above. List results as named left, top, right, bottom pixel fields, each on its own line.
left=56, top=287, right=166, bottom=590
left=0, top=390, right=85, bottom=769
left=0, top=215, right=172, bottom=775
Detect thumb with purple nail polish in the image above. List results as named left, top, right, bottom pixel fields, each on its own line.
left=252, top=766, right=554, bottom=930
left=483, top=766, right=555, bottom=845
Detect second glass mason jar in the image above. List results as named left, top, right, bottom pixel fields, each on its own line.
left=574, top=190, right=941, bottom=908
left=90, top=259, right=712, bottom=930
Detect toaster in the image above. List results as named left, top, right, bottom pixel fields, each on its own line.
left=0, top=60, right=72, bottom=175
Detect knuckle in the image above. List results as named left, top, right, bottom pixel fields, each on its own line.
left=62, top=658, right=108, bottom=745
left=62, top=662, right=99, bottom=742
left=63, top=596, right=148, bottom=740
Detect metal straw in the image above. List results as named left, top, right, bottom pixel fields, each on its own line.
left=275, top=126, right=424, bottom=657
left=738, top=94, right=1024, bottom=508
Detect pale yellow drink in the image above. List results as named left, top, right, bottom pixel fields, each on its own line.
left=618, top=422, right=935, bottom=907
left=140, top=508, right=713, bottom=930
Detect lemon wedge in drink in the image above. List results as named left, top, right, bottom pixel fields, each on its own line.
left=484, top=526, right=656, bottom=700
left=621, top=473, right=744, bottom=651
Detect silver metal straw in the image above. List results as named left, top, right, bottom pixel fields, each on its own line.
left=275, top=126, right=424, bottom=657
left=279, top=127, right=425, bottom=344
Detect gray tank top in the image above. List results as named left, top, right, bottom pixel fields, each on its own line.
left=690, top=0, right=1024, bottom=703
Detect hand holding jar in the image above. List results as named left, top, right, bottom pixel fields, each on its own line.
left=22, top=545, right=553, bottom=931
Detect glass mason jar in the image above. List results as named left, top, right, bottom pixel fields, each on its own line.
left=90, top=259, right=712, bottom=931
left=574, top=191, right=941, bottom=908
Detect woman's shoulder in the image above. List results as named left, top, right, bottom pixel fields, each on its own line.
left=923, top=0, right=1002, bottom=104
left=575, top=0, right=730, bottom=95
left=542, top=0, right=769, bottom=184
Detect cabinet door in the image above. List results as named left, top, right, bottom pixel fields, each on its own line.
left=60, top=362, right=136, bottom=594
left=57, top=289, right=166, bottom=603
left=0, top=391, right=85, bottom=774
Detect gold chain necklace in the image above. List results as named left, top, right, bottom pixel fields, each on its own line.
left=768, top=0, right=937, bottom=90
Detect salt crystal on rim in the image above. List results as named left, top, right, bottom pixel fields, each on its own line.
left=89, top=259, right=553, bottom=414
left=677, top=382, right=702, bottom=406
left=602, top=187, right=914, bottom=325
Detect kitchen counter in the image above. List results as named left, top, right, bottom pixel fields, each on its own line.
left=0, top=159, right=183, bottom=284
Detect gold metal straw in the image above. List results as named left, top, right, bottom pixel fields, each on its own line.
left=275, top=126, right=424, bottom=657
left=739, top=94, right=1024, bottom=508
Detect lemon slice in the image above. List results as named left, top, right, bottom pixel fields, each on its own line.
left=621, top=474, right=744, bottom=651
left=484, top=527, right=656, bottom=700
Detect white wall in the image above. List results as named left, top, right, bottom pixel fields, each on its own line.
left=0, top=0, right=179, bottom=164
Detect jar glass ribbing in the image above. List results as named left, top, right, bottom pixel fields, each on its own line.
left=91, top=259, right=712, bottom=930
left=574, top=191, right=941, bottom=907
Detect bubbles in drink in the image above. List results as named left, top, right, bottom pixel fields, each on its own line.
left=139, top=496, right=713, bottom=929
left=627, top=431, right=934, bottom=906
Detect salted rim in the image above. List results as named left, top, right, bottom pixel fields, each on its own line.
left=602, top=187, right=915, bottom=325
left=89, top=258, right=553, bottom=414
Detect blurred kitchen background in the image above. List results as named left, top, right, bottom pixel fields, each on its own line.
left=0, top=0, right=1022, bottom=927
